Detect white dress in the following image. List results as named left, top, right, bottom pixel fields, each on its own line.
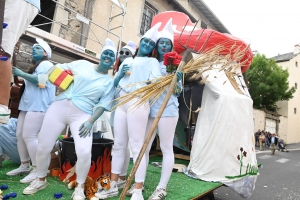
left=186, top=63, right=258, bottom=198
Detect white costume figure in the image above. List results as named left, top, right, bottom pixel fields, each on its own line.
left=186, top=62, right=258, bottom=198
left=145, top=18, right=183, bottom=200
left=96, top=23, right=162, bottom=200
left=23, top=38, right=116, bottom=200
left=6, top=39, right=55, bottom=184
left=109, top=40, right=137, bottom=188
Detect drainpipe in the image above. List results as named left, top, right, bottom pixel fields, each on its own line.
left=80, top=0, right=89, bottom=46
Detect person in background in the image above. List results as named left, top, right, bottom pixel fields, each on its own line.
left=254, top=129, right=260, bottom=146
left=0, top=0, right=40, bottom=124
left=258, top=132, right=266, bottom=151
left=265, top=131, right=270, bottom=148
left=22, top=38, right=116, bottom=200
left=270, top=133, right=278, bottom=155
left=6, top=39, right=55, bottom=184
left=110, top=41, right=137, bottom=189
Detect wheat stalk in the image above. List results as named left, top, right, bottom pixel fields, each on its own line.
left=112, top=44, right=250, bottom=111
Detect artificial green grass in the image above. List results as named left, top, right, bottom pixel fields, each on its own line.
left=0, top=157, right=221, bottom=199
left=110, top=157, right=221, bottom=200
left=0, top=161, right=73, bottom=199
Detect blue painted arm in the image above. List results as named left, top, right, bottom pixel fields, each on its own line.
left=12, top=67, right=38, bottom=86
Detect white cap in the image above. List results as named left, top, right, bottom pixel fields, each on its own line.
left=159, top=18, right=174, bottom=44
left=101, top=38, right=117, bottom=59
left=34, top=38, right=52, bottom=58
left=141, top=22, right=162, bottom=43
left=123, top=41, right=136, bottom=55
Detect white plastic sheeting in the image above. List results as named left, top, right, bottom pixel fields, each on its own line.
left=186, top=64, right=258, bottom=198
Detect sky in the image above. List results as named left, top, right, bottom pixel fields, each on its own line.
left=202, top=0, right=300, bottom=58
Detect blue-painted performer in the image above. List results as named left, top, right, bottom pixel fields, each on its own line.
left=6, top=39, right=55, bottom=184
left=97, top=23, right=162, bottom=200
left=110, top=41, right=137, bottom=189
left=22, top=38, right=117, bottom=200
left=145, top=19, right=183, bottom=200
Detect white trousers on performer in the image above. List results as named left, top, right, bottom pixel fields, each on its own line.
left=112, top=90, right=149, bottom=183
left=16, top=111, right=45, bottom=166
left=110, top=111, right=131, bottom=177
left=3, top=0, right=38, bottom=55
left=36, top=99, right=92, bottom=184
left=145, top=117, right=178, bottom=189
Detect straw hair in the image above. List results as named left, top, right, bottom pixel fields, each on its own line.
left=112, top=43, right=251, bottom=111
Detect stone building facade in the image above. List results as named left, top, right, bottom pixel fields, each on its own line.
left=35, top=0, right=229, bottom=56
left=272, top=45, right=300, bottom=144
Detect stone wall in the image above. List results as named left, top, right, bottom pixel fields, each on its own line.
left=58, top=0, right=86, bottom=43
left=15, top=43, right=33, bottom=72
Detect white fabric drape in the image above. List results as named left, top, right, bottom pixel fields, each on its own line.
left=186, top=64, right=257, bottom=198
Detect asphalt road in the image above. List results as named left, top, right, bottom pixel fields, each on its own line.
left=214, top=146, right=300, bottom=200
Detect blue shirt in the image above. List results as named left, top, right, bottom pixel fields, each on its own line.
left=150, top=62, right=182, bottom=118
left=25, top=0, right=40, bottom=12
left=19, top=61, right=55, bottom=112
left=116, top=57, right=161, bottom=93
left=271, top=137, right=275, bottom=144
left=56, top=60, right=115, bottom=115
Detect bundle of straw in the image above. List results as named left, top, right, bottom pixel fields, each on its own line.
left=112, top=43, right=251, bottom=111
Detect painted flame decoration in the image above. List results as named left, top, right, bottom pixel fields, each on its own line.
left=59, top=147, right=111, bottom=182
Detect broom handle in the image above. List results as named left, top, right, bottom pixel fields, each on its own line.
left=120, top=49, right=191, bottom=199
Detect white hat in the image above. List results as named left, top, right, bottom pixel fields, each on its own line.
left=159, top=18, right=174, bottom=44
left=101, top=38, right=117, bottom=59
left=141, top=22, right=162, bottom=43
left=123, top=41, right=136, bottom=55
left=34, top=38, right=52, bottom=58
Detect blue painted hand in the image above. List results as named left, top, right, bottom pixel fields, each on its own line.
left=137, top=38, right=156, bottom=57
left=32, top=44, right=46, bottom=62
left=12, top=67, right=24, bottom=77
left=119, top=64, right=130, bottom=78
left=78, top=121, right=93, bottom=138
left=176, top=71, right=183, bottom=82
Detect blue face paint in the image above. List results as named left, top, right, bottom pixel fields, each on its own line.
left=97, top=50, right=115, bottom=72
left=157, top=38, right=172, bottom=61
left=32, top=45, right=46, bottom=62
left=119, top=48, right=132, bottom=63
left=137, top=38, right=156, bottom=57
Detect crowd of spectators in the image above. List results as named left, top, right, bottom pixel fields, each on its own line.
left=254, top=129, right=280, bottom=154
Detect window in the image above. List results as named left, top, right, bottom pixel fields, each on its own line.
left=140, top=2, right=157, bottom=35
left=31, top=0, right=56, bottom=33
left=295, top=83, right=297, bottom=89
left=294, top=108, right=297, bottom=114
left=296, top=61, right=298, bottom=67
left=201, top=20, right=207, bottom=29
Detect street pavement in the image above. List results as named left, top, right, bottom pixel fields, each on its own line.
left=214, top=143, right=300, bottom=200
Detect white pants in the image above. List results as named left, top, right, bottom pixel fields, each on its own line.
left=112, top=90, right=149, bottom=183
left=16, top=111, right=45, bottom=166
left=36, top=99, right=92, bottom=184
left=110, top=112, right=131, bottom=176
left=3, top=0, right=38, bottom=55
left=145, top=117, right=178, bottom=189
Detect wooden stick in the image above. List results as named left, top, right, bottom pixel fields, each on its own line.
left=119, top=49, right=192, bottom=199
